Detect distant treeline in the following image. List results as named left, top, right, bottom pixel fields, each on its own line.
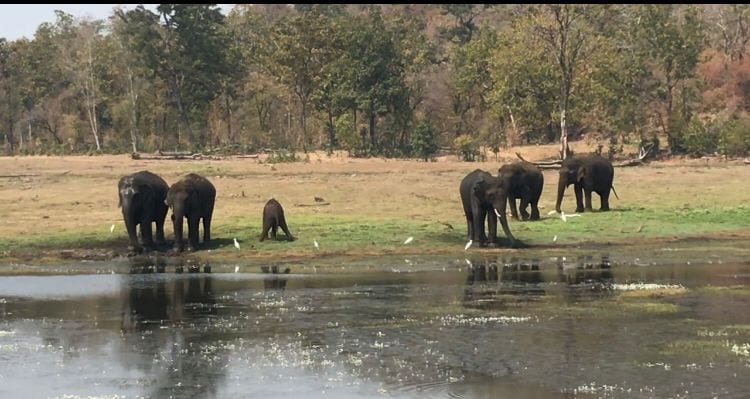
left=0, top=4, right=749, bottom=159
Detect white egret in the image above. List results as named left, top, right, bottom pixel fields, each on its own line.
left=233, top=238, right=240, bottom=250
left=403, top=236, right=414, bottom=245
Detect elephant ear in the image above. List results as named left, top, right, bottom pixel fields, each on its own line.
left=576, top=166, right=586, bottom=183
left=473, top=179, right=488, bottom=198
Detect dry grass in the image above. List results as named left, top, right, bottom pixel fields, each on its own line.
left=0, top=141, right=749, bottom=264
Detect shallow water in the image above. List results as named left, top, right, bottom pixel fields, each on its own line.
left=0, top=255, right=749, bottom=398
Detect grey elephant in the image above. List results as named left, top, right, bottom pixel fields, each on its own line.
left=555, top=153, right=616, bottom=213
left=498, top=161, right=544, bottom=221
left=118, top=170, right=169, bottom=255
left=459, top=169, right=519, bottom=248
left=166, top=173, right=216, bottom=252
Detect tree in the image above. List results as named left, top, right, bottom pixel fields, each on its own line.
left=630, top=5, right=706, bottom=153
left=528, top=4, right=613, bottom=159
left=411, top=117, right=439, bottom=161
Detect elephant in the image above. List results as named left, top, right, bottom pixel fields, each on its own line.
left=165, top=173, right=216, bottom=252
left=459, top=169, right=519, bottom=248
left=259, top=198, right=294, bottom=241
left=117, top=170, right=169, bottom=255
left=498, top=161, right=544, bottom=221
left=555, top=153, right=616, bottom=213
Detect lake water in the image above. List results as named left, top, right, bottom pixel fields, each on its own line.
left=0, top=254, right=748, bottom=398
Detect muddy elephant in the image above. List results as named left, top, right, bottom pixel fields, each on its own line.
left=259, top=198, right=294, bottom=241
left=555, top=153, right=616, bottom=213
left=459, top=169, right=519, bottom=248
left=166, top=173, right=216, bottom=252
left=498, top=161, right=544, bottom=221
left=118, top=170, right=169, bottom=255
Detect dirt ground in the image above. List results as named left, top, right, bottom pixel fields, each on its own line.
left=0, top=141, right=748, bottom=265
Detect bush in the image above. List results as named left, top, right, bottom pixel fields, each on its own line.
left=453, top=134, right=482, bottom=162
left=264, top=149, right=299, bottom=163
left=718, top=116, right=750, bottom=157
left=411, top=118, right=439, bottom=161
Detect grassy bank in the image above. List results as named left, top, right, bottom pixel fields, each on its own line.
left=0, top=145, right=749, bottom=266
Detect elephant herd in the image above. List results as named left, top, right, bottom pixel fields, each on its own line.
left=117, top=152, right=614, bottom=255
left=117, top=171, right=293, bottom=256
left=460, top=153, right=616, bottom=248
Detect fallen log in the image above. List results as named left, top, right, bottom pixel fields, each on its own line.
left=294, top=202, right=331, bottom=207
left=515, top=152, right=562, bottom=166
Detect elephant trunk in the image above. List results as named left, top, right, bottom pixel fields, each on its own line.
left=555, top=178, right=566, bottom=213
left=493, top=197, right=516, bottom=246
left=172, top=208, right=184, bottom=251
left=120, top=197, right=140, bottom=251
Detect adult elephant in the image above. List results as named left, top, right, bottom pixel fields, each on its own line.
left=459, top=169, right=519, bottom=248
left=118, top=170, right=169, bottom=255
left=555, top=153, right=616, bottom=213
left=166, top=173, right=216, bottom=252
left=498, top=161, right=544, bottom=221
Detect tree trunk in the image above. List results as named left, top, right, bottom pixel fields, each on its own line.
left=560, top=108, right=569, bottom=160
left=327, top=108, right=335, bottom=155
left=368, top=98, right=376, bottom=150
left=127, top=68, right=139, bottom=154
left=224, top=90, right=233, bottom=144
left=84, top=44, right=101, bottom=151
left=300, top=97, right=307, bottom=153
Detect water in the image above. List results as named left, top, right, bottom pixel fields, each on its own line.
left=0, top=255, right=748, bottom=398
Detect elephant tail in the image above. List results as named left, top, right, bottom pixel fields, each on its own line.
left=611, top=185, right=620, bottom=200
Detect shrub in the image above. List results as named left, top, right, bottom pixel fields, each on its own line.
left=411, top=118, right=439, bottom=161
left=453, top=134, right=482, bottom=162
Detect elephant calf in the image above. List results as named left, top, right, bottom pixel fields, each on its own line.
left=260, top=198, right=294, bottom=241
left=166, top=173, right=216, bottom=252
left=117, top=170, right=169, bottom=255
left=498, top=161, right=544, bottom=221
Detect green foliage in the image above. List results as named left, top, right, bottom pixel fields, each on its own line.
left=453, top=134, right=482, bottom=162
left=411, top=117, right=439, bottom=161
left=670, top=114, right=717, bottom=156
left=264, top=149, right=300, bottom=164
left=0, top=5, right=745, bottom=158
left=334, top=113, right=366, bottom=156
left=718, top=116, right=750, bottom=157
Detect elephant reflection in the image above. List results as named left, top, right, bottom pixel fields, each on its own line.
left=119, top=271, right=226, bottom=398
left=261, top=265, right=291, bottom=291
left=555, top=255, right=615, bottom=301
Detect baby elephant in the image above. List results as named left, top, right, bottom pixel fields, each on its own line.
left=260, top=198, right=294, bottom=241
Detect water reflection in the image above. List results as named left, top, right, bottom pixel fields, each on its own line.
left=119, top=268, right=226, bottom=399
left=0, top=256, right=748, bottom=398
left=261, top=265, right=291, bottom=291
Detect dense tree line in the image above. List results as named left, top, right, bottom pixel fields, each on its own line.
left=1, top=4, right=749, bottom=159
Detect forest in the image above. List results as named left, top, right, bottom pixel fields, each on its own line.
left=0, top=4, right=749, bottom=160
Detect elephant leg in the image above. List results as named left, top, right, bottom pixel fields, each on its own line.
left=599, top=190, right=610, bottom=211
left=259, top=222, right=271, bottom=242
left=530, top=198, right=540, bottom=220
left=155, top=207, right=167, bottom=245
left=123, top=215, right=142, bottom=255
left=508, top=197, right=520, bottom=221
left=140, top=220, right=155, bottom=248
left=279, top=217, right=294, bottom=241
left=465, top=212, right=473, bottom=241
left=574, top=184, right=584, bottom=213
left=271, top=225, right=278, bottom=240
left=584, top=188, right=593, bottom=212
left=187, top=215, right=200, bottom=251
left=519, top=197, right=531, bottom=221
left=202, top=215, right=212, bottom=245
